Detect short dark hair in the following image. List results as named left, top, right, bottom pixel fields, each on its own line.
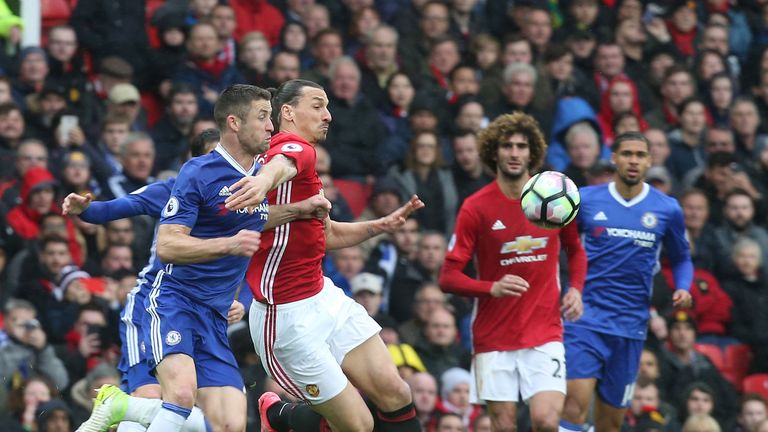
left=39, top=235, right=69, bottom=252
left=611, top=131, right=650, bottom=153
left=213, top=84, right=271, bottom=130
left=724, top=188, right=753, bottom=206
left=706, top=151, right=737, bottom=169
left=190, top=128, right=220, bottom=157
left=0, top=102, right=21, bottom=117
left=78, top=301, right=107, bottom=319
left=168, top=83, right=197, bottom=104
left=270, top=79, right=324, bottom=128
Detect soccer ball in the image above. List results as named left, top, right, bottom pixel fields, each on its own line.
left=520, top=171, right=580, bottom=229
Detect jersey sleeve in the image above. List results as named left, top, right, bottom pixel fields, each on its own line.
left=160, top=164, right=201, bottom=229
left=266, top=141, right=315, bottom=177
left=559, top=221, right=587, bottom=292
left=439, top=203, right=493, bottom=296
left=80, top=179, right=174, bottom=223
left=663, top=201, right=694, bottom=291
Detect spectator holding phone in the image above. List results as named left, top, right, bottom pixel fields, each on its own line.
left=0, top=299, right=69, bottom=415
left=55, top=302, right=118, bottom=385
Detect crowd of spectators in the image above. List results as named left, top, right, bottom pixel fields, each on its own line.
left=1, top=0, right=768, bottom=431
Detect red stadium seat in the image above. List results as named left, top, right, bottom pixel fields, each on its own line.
left=724, top=344, right=753, bottom=392
left=743, top=374, right=768, bottom=399
left=693, top=343, right=725, bottom=371
left=333, top=179, right=372, bottom=219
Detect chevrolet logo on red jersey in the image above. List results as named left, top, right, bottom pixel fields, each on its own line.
left=500, top=236, right=548, bottom=254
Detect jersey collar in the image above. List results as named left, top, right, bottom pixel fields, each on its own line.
left=215, top=144, right=257, bottom=176
left=608, top=182, right=649, bottom=207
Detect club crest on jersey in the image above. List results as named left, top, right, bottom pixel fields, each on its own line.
left=281, top=143, right=303, bottom=153
left=163, top=197, right=179, bottom=217
left=500, top=236, right=548, bottom=254
left=306, top=384, right=320, bottom=397
left=166, top=331, right=182, bottom=346
left=641, top=212, right=658, bottom=229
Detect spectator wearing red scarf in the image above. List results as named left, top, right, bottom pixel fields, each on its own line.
left=597, top=76, right=649, bottom=144
left=6, top=166, right=82, bottom=266
left=666, top=0, right=699, bottom=58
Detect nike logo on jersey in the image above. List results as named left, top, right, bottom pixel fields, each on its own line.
left=594, top=211, right=608, bottom=221
left=219, top=186, right=232, bottom=197
left=492, top=220, right=506, bottom=230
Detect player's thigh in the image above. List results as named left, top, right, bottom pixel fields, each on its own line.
left=197, top=386, right=247, bottom=432
left=593, top=398, right=627, bottom=432
left=341, top=335, right=411, bottom=411
left=249, top=298, right=349, bottom=404
left=518, top=342, right=566, bottom=402
left=486, top=401, right=518, bottom=432
left=310, top=381, right=374, bottom=432
left=132, top=383, right=161, bottom=399
left=154, top=353, right=198, bottom=407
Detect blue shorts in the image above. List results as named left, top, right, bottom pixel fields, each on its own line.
left=564, top=325, right=643, bottom=408
left=119, top=287, right=157, bottom=394
left=143, top=287, right=244, bottom=390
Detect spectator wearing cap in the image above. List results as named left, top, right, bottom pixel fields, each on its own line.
left=23, top=82, right=69, bottom=145
left=11, top=47, right=49, bottom=110
left=351, top=272, right=396, bottom=323
left=451, top=130, right=493, bottom=206
left=69, top=0, right=150, bottom=87
left=325, top=56, right=386, bottom=180
left=150, top=84, right=198, bottom=173
left=726, top=237, right=768, bottom=374
left=647, top=166, right=674, bottom=195
left=388, top=343, right=427, bottom=380
left=173, top=22, right=243, bottom=117
left=658, top=310, right=737, bottom=428
left=0, top=299, right=69, bottom=412
left=356, top=176, right=405, bottom=258
left=436, top=367, right=483, bottom=430
left=106, top=83, right=146, bottom=132
left=36, top=398, right=74, bottom=432
left=146, top=12, right=188, bottom=94
left=666, top=0, right=699, bottom=58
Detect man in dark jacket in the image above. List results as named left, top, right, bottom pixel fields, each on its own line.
left=150, top=84, right=198, bottom=173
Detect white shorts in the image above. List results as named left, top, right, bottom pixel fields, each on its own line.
left=249, top=277, right=381, bottom=404
left=470, top=341, right=566, bottom=404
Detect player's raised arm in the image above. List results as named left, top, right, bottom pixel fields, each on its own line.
left=225, top=154, right=298, bottom=212
left=265, top=193, right=331, bottom=230
left=323, top=195, right=424, bottom=250
left=157, top=224, right=261, bottom=264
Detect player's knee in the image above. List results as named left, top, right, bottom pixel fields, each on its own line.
left=489, top=412, right=517, bottom=432
left=371, top=376, right=412, bottom=411
left=530, top=412, right=560, bottom=432
left=165, top=385, right=196, bottom=408
left=562, top=396, right=588, bottom=424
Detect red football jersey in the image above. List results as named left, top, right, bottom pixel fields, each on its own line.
left=439, top=181, right=587, bottom=353
left=247, top=132, right=325, bottom=304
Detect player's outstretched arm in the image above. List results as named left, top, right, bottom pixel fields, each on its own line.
left=225, top=155, right=298, bottom=213
left=157, top=224, right=261, bottom=264
left=324, top=195, right=424, bottom=250
left=264, top=194, right=331, bottom=230
left=64, top=181, right=174, bottom=223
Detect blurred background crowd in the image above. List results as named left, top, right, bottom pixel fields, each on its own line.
left=1, top=0, right=768, bottom=431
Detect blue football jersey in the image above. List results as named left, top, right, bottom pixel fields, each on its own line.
left=158, top=145, right=269, bottom=315
left=568, top=182, right=692, bottom=340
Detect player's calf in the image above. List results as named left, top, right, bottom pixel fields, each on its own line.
left=487, top=402, right=517, bottom=432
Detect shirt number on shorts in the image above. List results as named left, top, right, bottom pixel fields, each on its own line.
left=551, top=358, right=563, bottom=378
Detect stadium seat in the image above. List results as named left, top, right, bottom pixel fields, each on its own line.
left=724, top=344, right=753, bottom=392
left=333, top=179, right=372, bottom=219
left=743, top=374, right=768, bottom=399
left=41, top=0, right=76, bottom=45
left=693, top=343, right=725, bottom=371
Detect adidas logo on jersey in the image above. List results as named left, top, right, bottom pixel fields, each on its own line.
left=219, top=186, right=232, bottom=197
left=492, top=220, right=506, bottom=230
left=594, top=211, right=608, bottom=221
